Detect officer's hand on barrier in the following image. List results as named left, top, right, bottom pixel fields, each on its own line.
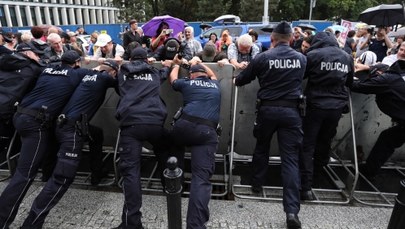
left=189, top=56, right=201, bottom=66
left=97, top=58, right=106, bottom=64
left=162, top=60, right=172, bottom=68
left=114, top=57, right=123, bottom=65
left=148, top=57, right=156, bottom=64
left=83, top=57, right=91, bottom=65
left=173, top=54, right=182, bottom=65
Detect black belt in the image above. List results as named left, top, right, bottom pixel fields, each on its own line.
left=181, top=113, right=217, bottom=129
left=261, top=99, right=298, bottom=108
left=16, top=106, right=51, bottom=121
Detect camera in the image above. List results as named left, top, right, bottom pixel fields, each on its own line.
left=165, top=29, right=173, bottom=34
left=177, top=41, right=188, bottom=60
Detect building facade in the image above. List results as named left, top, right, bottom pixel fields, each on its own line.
left=0, top=0, right=118, bottom=28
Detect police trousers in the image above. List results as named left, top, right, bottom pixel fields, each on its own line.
left=118, top=124, right=165, bottom=229
left=22, top=124, right=83, bottom=228
left=362, top=123, right=405, bottom=177
left=172, top=118, right=218, bottom=229
left=251, top=106, right=302, bottom=214
left=0, top=113, right=52, bottom=228
left=300, top=107, right=342, bottom=191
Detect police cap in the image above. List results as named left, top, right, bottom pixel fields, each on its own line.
left=61, top=50, right=81, bottom=64
left=273, top=21, right=292, bottom=34
left=189, top=64, right=207, bottom=74
left=16, top=42, right=44, bottom=55
left=102, top=59, right=119, bottom=71
left=130, top=47, right=147, bottom=60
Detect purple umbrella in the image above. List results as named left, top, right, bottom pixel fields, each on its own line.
left=141, top=15, right=185, bottom=38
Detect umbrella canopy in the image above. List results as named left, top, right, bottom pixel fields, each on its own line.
left=326, top=25, right=348, bottom=33
left=358, top=4, right=405, bottom=26
left=141, top=15, right=185, bottom=37
left=297, top=23, right=317, bottom=31
left=388, top=27, right=405, bottom=37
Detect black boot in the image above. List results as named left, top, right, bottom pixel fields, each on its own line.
left=286, top=213, right=302, bottom=229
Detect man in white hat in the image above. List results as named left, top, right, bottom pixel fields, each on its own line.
left=93, top=33, right=124, bottom=62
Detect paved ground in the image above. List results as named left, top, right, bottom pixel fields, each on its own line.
left=0, top=181, right=393, bottom=229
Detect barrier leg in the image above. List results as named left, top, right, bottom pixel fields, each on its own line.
left=164, top=156, right=183, bottom=229
left=387, top=180, right=405, bottom=229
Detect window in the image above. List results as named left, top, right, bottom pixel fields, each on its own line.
left=0, top=6, right=6, bottom=26
left=9, top=6, right=18, bottom=27
left=20, top=6, right=29, bottom=26
left=30, top=7, right=36, bottom=25
left=40, top=7, right=46, bottom=24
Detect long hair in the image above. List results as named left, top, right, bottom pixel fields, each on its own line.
left=155, top=22, right=169, bottom=37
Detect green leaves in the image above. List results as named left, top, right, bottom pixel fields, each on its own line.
left=111, top=0, right=398, bottom=24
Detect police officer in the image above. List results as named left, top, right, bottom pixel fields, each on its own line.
left=21, top=60, right=118, bottom=228
left=0, top=50, right=92, bottom=228
left=0, top=43, right=45, bottom=155
left=300, top=32, right=354, bottom=201
left=351, top=59, right=405, bottom=179
left=169, top=60, right=220, bottom=229
left=234, top=21, right=306, bottom=229
left=113, top=47, right=171, bottom=229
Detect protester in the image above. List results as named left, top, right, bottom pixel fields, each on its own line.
left=227, top=34, right=259, bottom=70
left=92, top=34, right=124, bottom=62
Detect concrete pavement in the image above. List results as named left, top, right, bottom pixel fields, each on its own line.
left=0, top=181, right=393, bottom=229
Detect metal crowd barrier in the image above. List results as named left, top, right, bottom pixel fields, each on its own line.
left=0, top=131, right=18, bottom=181
left=348, top=93, right=405, bottom=207
left=88, top=61, right=234, bottom=196
left=228, top=71, right=358, bottom=204
left=3, top=59, right=404, bottom=207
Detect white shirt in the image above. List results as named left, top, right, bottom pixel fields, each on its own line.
left=93, top=43, right=124, bottom=59
left=382, top=54, right=398, bottom=66
left=355, top=36, right=369, bottom=58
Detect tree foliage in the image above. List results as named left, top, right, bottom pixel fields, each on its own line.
left=111, top=0, right=405, bottom=24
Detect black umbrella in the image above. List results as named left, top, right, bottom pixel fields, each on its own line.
left=297, top=23, right=317, bottom=31
left=358, top=4, right=405, bottom=27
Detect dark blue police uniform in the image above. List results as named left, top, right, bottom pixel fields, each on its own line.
left=351, top=60, right=405, bottom=178
left=170, top=63, right=221, bottom=229
left=114, top=47, right=170, bottom=229
left=0, top=48, right=45, bottom=156
left=300, top=32, right=354, bottom=196
left=235, top=22, right=307, bottom=221
left=21, top=63, right=117, bottom=228
left=0, top=51, right=90, bottom=228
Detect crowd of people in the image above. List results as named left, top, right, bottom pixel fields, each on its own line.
left=0, top=17, right=405, bottom=229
